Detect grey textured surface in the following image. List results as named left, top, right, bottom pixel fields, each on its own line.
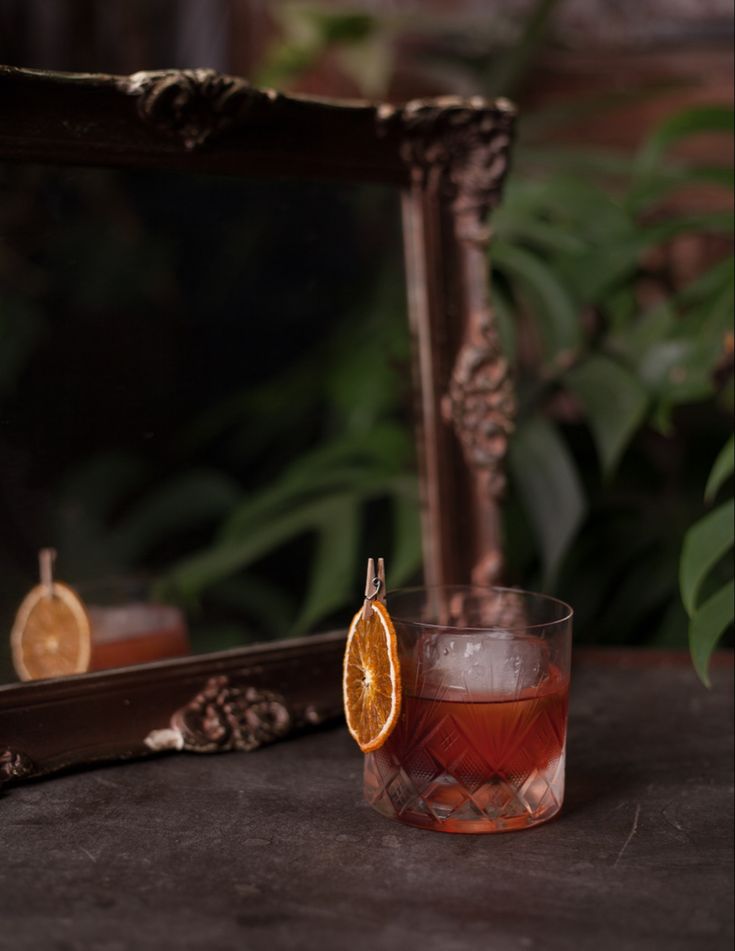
left=1, top=653, right=733, bottom=951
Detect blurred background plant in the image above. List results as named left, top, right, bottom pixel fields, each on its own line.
left=0, top=167, right=419, bottom=669
left=253, top=0, right=734, bottom=681
left=0, top=0, right=732, bottom=682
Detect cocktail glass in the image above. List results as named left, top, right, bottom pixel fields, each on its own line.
left=363, top=585, right=572, bottom=834
left=80, top=577, right=189, bottom=671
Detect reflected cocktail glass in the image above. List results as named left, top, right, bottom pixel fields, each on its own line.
left=80, top=578, right=189, bottom=672
left=363, top=586, right=572, bottom=834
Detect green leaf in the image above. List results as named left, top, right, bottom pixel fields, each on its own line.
left=594, top=539, right=681, bottom=644
left=627, top=163, right=734, bottom=213
left=490, top=282, right=517, bottom=364
left=566, top=214, right=730, bottom=308
left=220, top=465, right=366, bottom=544
left=482, top=0, right=561, bottom=96
left=564, top=213, right=731, bottom=308
left=324, top=279, right=409, bottom=434
left=167, top=499, right=339, bottom=599
left=635, top=105, right=735, bottom=182
left=112, top=470, right=242, bottom=561
left=311, top=10, right=375, bottom=44
left=630, top=105, right=735, bottom=212
left=565, top=355, right=648, bottom=475
left=53, top=452, right=148, bottom=578
left=705, top=436, right=735, bottom=503
left=515, top=145, right=638, bottom=180
left=56, top=452, right=147, bottom=522
left=492, top=242, right=581, bottom=357
left=677, top=257, right=734, bottom=308
left=509, top=417, right=586, bottom=584
left=638, top=338, right=719, bottom=411
left=165, top=477, right=415, bottom=599
left=187, top=622, right=254, bottom=655
left=492, top=205, right=587, bottom=255
left=689, top=581, right=735, bottom=688
left=256, top=4, right=327, bottom=87
left=171, top=360, right=320, bottom=461
left=640, top=211, right=734, bottom=243
left=335, top=28, right=394, bottom=97
left=567, top=244, right=640, bottom=305
left=205, top=575, right=296, bottom=639
left=219, top=426, right=408, bottom=544
left=509, top=178, right=633, bottom=246
left=679, top=500, right=735, bottom=616
left=611, top=301, right=674, bottom=360
left=605, top=286, right=639, bottom=336
left=519, top=80, right=692, bottom=143
left=290, top=495, right=360, bottom=635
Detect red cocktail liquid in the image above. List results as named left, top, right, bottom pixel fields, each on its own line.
left=365, top=667, right=569, bottom=833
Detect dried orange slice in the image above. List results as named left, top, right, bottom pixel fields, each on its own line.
left=11, top=582, right=91, bottom=681
left=343, top=600, right=401, bottom=752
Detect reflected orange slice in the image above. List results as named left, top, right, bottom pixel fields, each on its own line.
left=11, top=582, right=91, bottom=681
left=343, top=600, right=401, bottom=752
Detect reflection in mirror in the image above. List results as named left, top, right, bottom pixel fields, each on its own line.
left=0, top=164, right=420, bottom=683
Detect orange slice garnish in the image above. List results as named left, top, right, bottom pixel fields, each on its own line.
left=11, top=582, right=91, bottom=681
left=343, top=600, right=401, bottom=752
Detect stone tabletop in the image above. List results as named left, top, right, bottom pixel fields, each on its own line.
left=1, top=651, right=733, bottom=951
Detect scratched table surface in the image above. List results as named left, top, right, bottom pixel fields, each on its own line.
left=1, top=650, right=733, bottom=951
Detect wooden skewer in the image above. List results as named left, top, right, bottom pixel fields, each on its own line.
left=39, top=548, right=57, bottom=599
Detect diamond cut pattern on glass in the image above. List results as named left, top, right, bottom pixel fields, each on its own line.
left=445, top=745, right=489, bottom=795
left=386, top=769, right=419, bottom=814
left=363, top=647, right=568, bottom=830
left=421, top=713, right=484, bottom=770
left=403, top=746, right=441, bottom=795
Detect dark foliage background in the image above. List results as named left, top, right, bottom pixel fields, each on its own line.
left=0, top=0, right=732, bottom=682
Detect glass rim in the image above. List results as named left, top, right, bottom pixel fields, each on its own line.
left=384, top=584, right=573, bottom=634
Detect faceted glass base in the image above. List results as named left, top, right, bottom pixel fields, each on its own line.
left=364, top=747, right=565, bottom=835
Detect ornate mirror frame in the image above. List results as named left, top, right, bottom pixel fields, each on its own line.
left=0, top=65, right=515, bottom=786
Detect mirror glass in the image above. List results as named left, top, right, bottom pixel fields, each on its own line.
left=0, top=163, right=420, bottom=683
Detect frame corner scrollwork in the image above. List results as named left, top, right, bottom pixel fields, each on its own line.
left=0, top=748, right=35, bottom=785
left=120, top=68, right=277, bottom=150
left=384, top=95, right=516, bottom=217
left=145, top=676, right=294, bottom=754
